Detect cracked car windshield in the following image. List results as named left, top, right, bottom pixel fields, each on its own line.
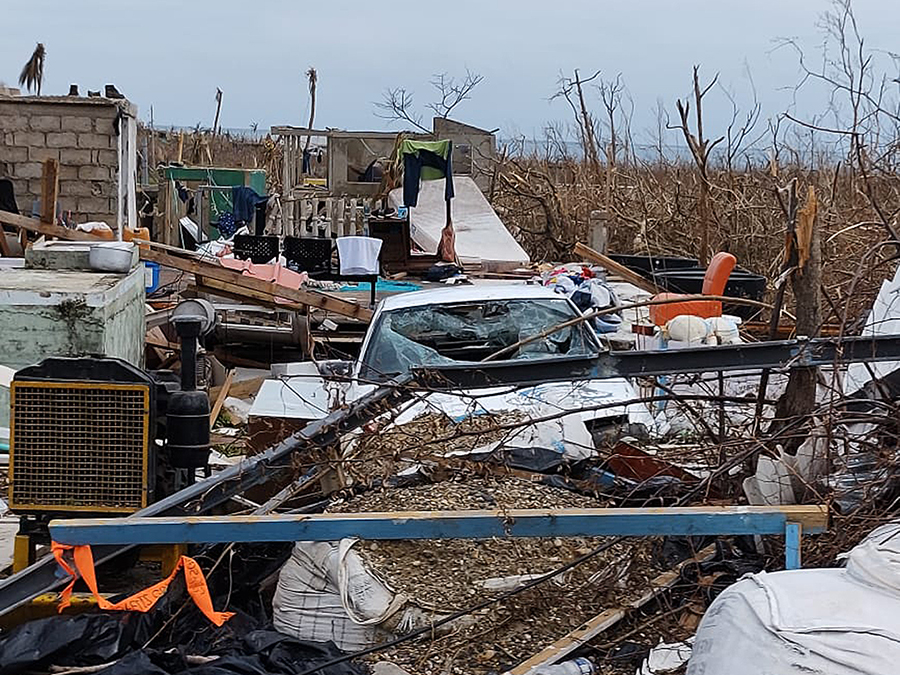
left=360, top=298, right=597, bottom=382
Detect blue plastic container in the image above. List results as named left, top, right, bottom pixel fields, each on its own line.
left=144, top=261, right=160, bottom=293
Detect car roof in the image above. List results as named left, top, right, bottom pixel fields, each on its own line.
left=377, top=283, right=565, bottom=311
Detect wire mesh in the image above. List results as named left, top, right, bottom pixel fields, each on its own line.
left=9, top=382, right=150, bottom=512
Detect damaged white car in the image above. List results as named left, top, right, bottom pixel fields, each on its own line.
left=251, top=285, right=653, bottom=462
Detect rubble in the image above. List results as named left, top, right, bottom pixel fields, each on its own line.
left=323, top=478, right=661, bottom=673
left=331, top=478, right=657, bottom=610
left=4, top=60, right=900, bottom=675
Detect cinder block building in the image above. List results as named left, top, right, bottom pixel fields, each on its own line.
left=0, top=94, right=137, bottom=228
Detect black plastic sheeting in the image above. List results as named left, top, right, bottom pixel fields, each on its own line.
left=0, top=616, right=362, bottom=675
left=0, top=543, right=367, bottom=675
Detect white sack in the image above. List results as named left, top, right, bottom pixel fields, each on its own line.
left=688, top=522, right=900, bottom=675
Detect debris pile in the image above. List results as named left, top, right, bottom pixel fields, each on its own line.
left=326, top=478, right=661, bottom=674
left=3, top=73, right=900, bottom=675
left=338, top=412, right=531, bottom=487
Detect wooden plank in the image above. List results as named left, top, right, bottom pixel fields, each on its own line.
left=212, top=349, right=268, bottom=370
left=48, top=505, right=829, bottom=545
left=146, top=336, right=180, bottom=351
left=160, top=179, right=176, bottom=246
left=0, top=210, right=101, bottom=242
left=145, top=326, right=170, bottom=362
left=146, top=308, right=173, bottom=329
left=0, top=225, right=11, bottom=257
left=41, top=159, right=59, bottom=224
left=209, top=369, right=234, bottom=429
left=132, top=237, right=201, bottom=258
left=210, top=376, right=265, bottom=403
left=573, top=242, right=663, bottom=295
left=507, top=544, right=717, bottom=675
left=140, top=247, right=372, bottom=322
left=194, top=277, right=305, bottom=312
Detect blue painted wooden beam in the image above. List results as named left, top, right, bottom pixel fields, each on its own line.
left=49, top=505, right=827, bottom=547
left=784, top=521, right=802, bottom=570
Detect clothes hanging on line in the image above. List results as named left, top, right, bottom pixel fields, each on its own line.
left=398, top=139, right=454, bottom=207
left=337, top=236, right=382, bottom=275
left=231, top=186, right=268, bottom=224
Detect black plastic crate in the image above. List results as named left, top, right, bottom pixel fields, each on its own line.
left=233, top=235, right=279, bottom=264
left=283, top=236, right=333, bottom=274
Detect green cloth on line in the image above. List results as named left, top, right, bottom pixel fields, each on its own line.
left=398, top=139, right=451, bottom=181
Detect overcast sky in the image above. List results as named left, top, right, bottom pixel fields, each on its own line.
left=1, top=0, right=897, bottom=145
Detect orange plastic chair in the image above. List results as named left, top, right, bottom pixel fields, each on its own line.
left=649, top=252, right=737, bottom=326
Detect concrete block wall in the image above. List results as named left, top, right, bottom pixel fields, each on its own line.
left=432, top=117, right=497, bottom=194
left=0, top=95, right=135, bottom=225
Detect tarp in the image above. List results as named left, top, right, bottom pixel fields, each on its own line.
left=0, top=615, right=364, bottom=675
left=844, top=262, right=900, bottom=395
left=388, top=176, right=529, bottom=267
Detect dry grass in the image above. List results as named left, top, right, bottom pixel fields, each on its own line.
left=138, top=126, right=282, bottom=190
left=491, top=155, right=898, bottom=325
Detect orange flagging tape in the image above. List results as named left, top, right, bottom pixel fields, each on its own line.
left=51, top=542, right=234, bottom=626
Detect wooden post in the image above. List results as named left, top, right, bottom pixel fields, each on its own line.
left=337, top=197, right=346, bottom=238
left=753, top=180, right=799, bottom=432
left=125, top=115, right=137, bottom=234
left=116, top=124, right=124, bottom=238
left=588, top=210, right=609, bottom=255
left=176, top=131, right=184, bottom=165
left=0, top=225, right=11, bottom=257
left=299, top=197, right=308, bottom=237
left=210, top=369, right=234, bottom=430
left=149, top=105, right=156, bottom=174
left=161, top=178, right=176, bottom=246
left=41, top=159, right=59, bottom=225
left=325, top=197, right=335, bottom=238
left=282, top=136, right=293, bottom=236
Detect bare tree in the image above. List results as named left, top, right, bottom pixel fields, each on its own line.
left=425, top=71, right=484, bottom=118
left=19, top=43, right=46, bottom=96
left=552, top=69, right=602, bottom=178
left=719, top=73, right=763, bottom=172
left=670, top=66, right=725, bottom=265
left=648, top=97, right=670, bottom=165
left=777, top=0, right=900, bottom=241
left=597, top=74, right=628, bottom=208
left=375, top=70, right=484, bottom=132
left=598, top=74, right=625, bottom=168
left=304, top=67, right=318, bottom=153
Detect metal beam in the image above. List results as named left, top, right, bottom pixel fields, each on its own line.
left=416, top=335, right=900, bottom=388
left=50, top=506, right=827, bottom=546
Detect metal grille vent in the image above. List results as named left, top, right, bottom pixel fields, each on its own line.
left=9, top=382, right=150, bottom=513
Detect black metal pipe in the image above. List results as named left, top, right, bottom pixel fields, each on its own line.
left=180, top=334, right=197, bottom=390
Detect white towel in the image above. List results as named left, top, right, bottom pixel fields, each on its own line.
left=337, top=236, right=382, bottom=275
